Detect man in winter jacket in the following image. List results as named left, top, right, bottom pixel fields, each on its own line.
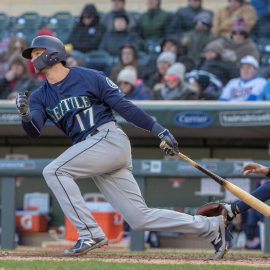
left=67, top=4, right=105, bottom=53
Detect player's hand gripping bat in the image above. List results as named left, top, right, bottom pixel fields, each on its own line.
left=160, top=141, right=270, bottom=217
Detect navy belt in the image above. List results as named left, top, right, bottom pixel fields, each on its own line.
left=90, top=129, right=99, bottom=136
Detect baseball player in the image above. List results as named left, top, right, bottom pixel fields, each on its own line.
left=198, top=162, right=270, bottom=224
left=222, top=163, right=270, bottom=220
left=16, top=35, right=227, bottom=259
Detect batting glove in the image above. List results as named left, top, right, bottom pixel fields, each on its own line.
left=151, top=122, right=179, bottom=156
left=16, top=91, right=29, bottom=115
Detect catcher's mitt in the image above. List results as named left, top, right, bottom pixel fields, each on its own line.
left=196, top=202, right=228, bottom=219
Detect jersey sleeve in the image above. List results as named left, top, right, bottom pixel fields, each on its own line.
left=22, top=90, right=47, bottom=138
left=95, top=73, right=155, bottom=132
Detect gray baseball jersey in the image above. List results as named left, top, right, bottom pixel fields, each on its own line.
left=22, top=67, right=221, bottom=244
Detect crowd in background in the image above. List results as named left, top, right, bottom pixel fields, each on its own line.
left=1, top=0, right=270, bottom=102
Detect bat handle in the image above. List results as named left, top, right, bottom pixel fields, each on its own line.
left=160, top=140, right=179, bottom=154
left=160, top=140, right=167, bottom=149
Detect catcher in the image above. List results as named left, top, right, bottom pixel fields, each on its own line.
left=197, top=162, right=270, bottom=223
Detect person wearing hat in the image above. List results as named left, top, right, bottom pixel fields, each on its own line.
left=212, top=0, right=257, bottom=37
left=0, top=54, right=40, bottom=99
left=109, top=43, right=139, bottom=83
left=144, top=51, right=176, bottom=90
left=99, top=12, right=141, bottom=57
left=166, top=0, right=213, bottom=39
left=140, top=35, right=195, bottom=88
left=161, top=35, right=195, bottom=72
left=154, top=63, right=199, bottom=100
left=197, top=40, right=238, bottom=85
left=186, top=69, right=223, bottom=100
left=117, top=66, right=152, bottom=100
left=182, top=11, right=216, bottom=65
left=66, top=4, right=105, bottom=53
left=220, top=16, right=260, bottom=66
left=219, top=55, right=266, bottom=101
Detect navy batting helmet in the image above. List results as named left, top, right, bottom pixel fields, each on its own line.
left=22, top=35, right=66, bottom=71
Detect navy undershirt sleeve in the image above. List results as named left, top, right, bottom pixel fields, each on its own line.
left=112, top=98, right=155, bottom=132
left=236, top=180, right=270, bottom=212
left=95, top=73, right=155, bottom=132
left=22, top=110, right=46, bottom=138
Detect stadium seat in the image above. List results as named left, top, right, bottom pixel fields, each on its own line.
left=138, top=50, right=150, bottom=65
left=257, top=38, right=270, bottom=54
left=143, top=39, right=161, bottom=55
left=10, top=12, right=42, bottom=43
left=44, top=11, right=75, bottom=43
left=0, top=12, right=10, bottom=40
left=85, top=50, right=114, bottom=75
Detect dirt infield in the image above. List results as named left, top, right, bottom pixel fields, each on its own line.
left=0, top=248, right=270, bottom=267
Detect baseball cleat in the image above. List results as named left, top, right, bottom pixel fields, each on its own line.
left=211, top=215, right=228, bottom=260
left=64, top=237, right=108, bottom=256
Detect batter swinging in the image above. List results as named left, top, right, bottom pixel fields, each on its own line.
left=16, top=35, right=227, bottom=259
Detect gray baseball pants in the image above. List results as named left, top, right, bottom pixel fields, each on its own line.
left=43, top=121, right=219, bottom=243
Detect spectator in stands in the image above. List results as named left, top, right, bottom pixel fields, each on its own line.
left=154, top=63, right=198, bottom=100
left=229, top=213, right=247, bottom=249
left=212, top=0, right=257, bottom=37
left=138, top=0, right=169, bottom=41
left=99, top=12, right=141, bottom=57
left=182, top=11, right=216, bottom=66
left=219, top=55, right=266, bottom=101
left=221, top=17, right=260, bottom=65
left=66, top=4, right=105, bottom=53
left=110, top=43, right=138, bottom=83
left=197, top=40, right=238, bottom=85
left=258, top=77, right=270, bottom=100
left=144, top=51, right=176, bottom=91
left=141, top=35, right=195, bottom=85
left=102, top=0, right=138, bottom=32
left=36, top=28, right=55, bottom=37
left=117, top=66, right=152, bottom=100
left=187, top=70, right=223, bottom=100
left=0, top=54, right=39, bottom=100
left=166, top=0, right=213, bottom=39
left=0, top=36, right=28, bottom=77
left=66, top=52, right=86, bottom=68
left=251, top=3, right=270, bottom=42
left=161, top=35, right=195, bottom=72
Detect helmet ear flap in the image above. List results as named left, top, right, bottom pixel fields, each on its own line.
left=32, top=49, right=64, bottom=71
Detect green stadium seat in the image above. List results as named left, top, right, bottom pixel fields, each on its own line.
left=10, top=12, right=42, bottom=43
left=85, top=50, right=114, bottom=75
left=0, top=12, right=10, bottom=39
left=138, top=51, right=150, bottom=65
left=44, top=11, right=75, bottom=43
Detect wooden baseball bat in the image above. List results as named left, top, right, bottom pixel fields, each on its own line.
left=160, top=141, right=270, bottom=217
